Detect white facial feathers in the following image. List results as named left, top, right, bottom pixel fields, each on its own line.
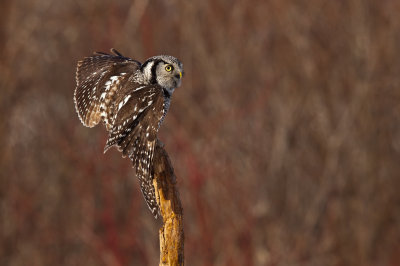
left=141, top=61, right=155, bottom=85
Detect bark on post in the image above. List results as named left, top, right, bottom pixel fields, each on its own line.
left=153, top=141, right=184, bottom=266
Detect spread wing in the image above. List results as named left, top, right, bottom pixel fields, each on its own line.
left=74, top=50, right=167, bottom=218
left=104, top=85, right=166, bottom=217
left=74, top=50, right=141, bottom=128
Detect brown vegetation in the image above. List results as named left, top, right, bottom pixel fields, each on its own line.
left=1, top=0, right=400, bottom=265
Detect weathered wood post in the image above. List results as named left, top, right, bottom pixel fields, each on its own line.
left=153, top=140, right=184, bottom=266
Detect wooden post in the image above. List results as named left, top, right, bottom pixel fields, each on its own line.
left=153, top=141, right=184, bottom=266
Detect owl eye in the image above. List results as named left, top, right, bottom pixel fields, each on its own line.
left=165, top=65, right=173, bottom=72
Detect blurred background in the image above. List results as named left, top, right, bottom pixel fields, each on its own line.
left=1, top=0, right=400, bottom=265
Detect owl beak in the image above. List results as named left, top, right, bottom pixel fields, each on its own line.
left=179, top=72, right=182, bottom=79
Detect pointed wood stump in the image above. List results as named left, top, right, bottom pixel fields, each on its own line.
left=153, top=141, right=184, bottom=266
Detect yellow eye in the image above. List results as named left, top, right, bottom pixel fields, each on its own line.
left=165, top=65, right=173, bottom=72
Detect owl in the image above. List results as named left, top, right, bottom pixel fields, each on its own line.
left=74, top=48, right=183, bottom=218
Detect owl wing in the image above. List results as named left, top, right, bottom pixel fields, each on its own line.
left=74, top=50, right=141, bottom=128
left=104, top=85, right=166, bottom=218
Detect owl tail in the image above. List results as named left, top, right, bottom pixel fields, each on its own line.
left=104, top=124, right=160, bottom=218
left=131, top=139, right=160, bottom=218
left=136, top=168, right=160, bottom=218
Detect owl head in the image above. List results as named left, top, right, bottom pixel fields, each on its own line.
left=141, top=55, right=184, bottom=94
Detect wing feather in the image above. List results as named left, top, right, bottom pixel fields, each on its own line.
left=74, top=50, right=168, bottom=218
left=104, top=84, right=165, bottom=217
left=74, top=51, right=141, bottom=128
left=103, top=85, right=162, bottom=152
